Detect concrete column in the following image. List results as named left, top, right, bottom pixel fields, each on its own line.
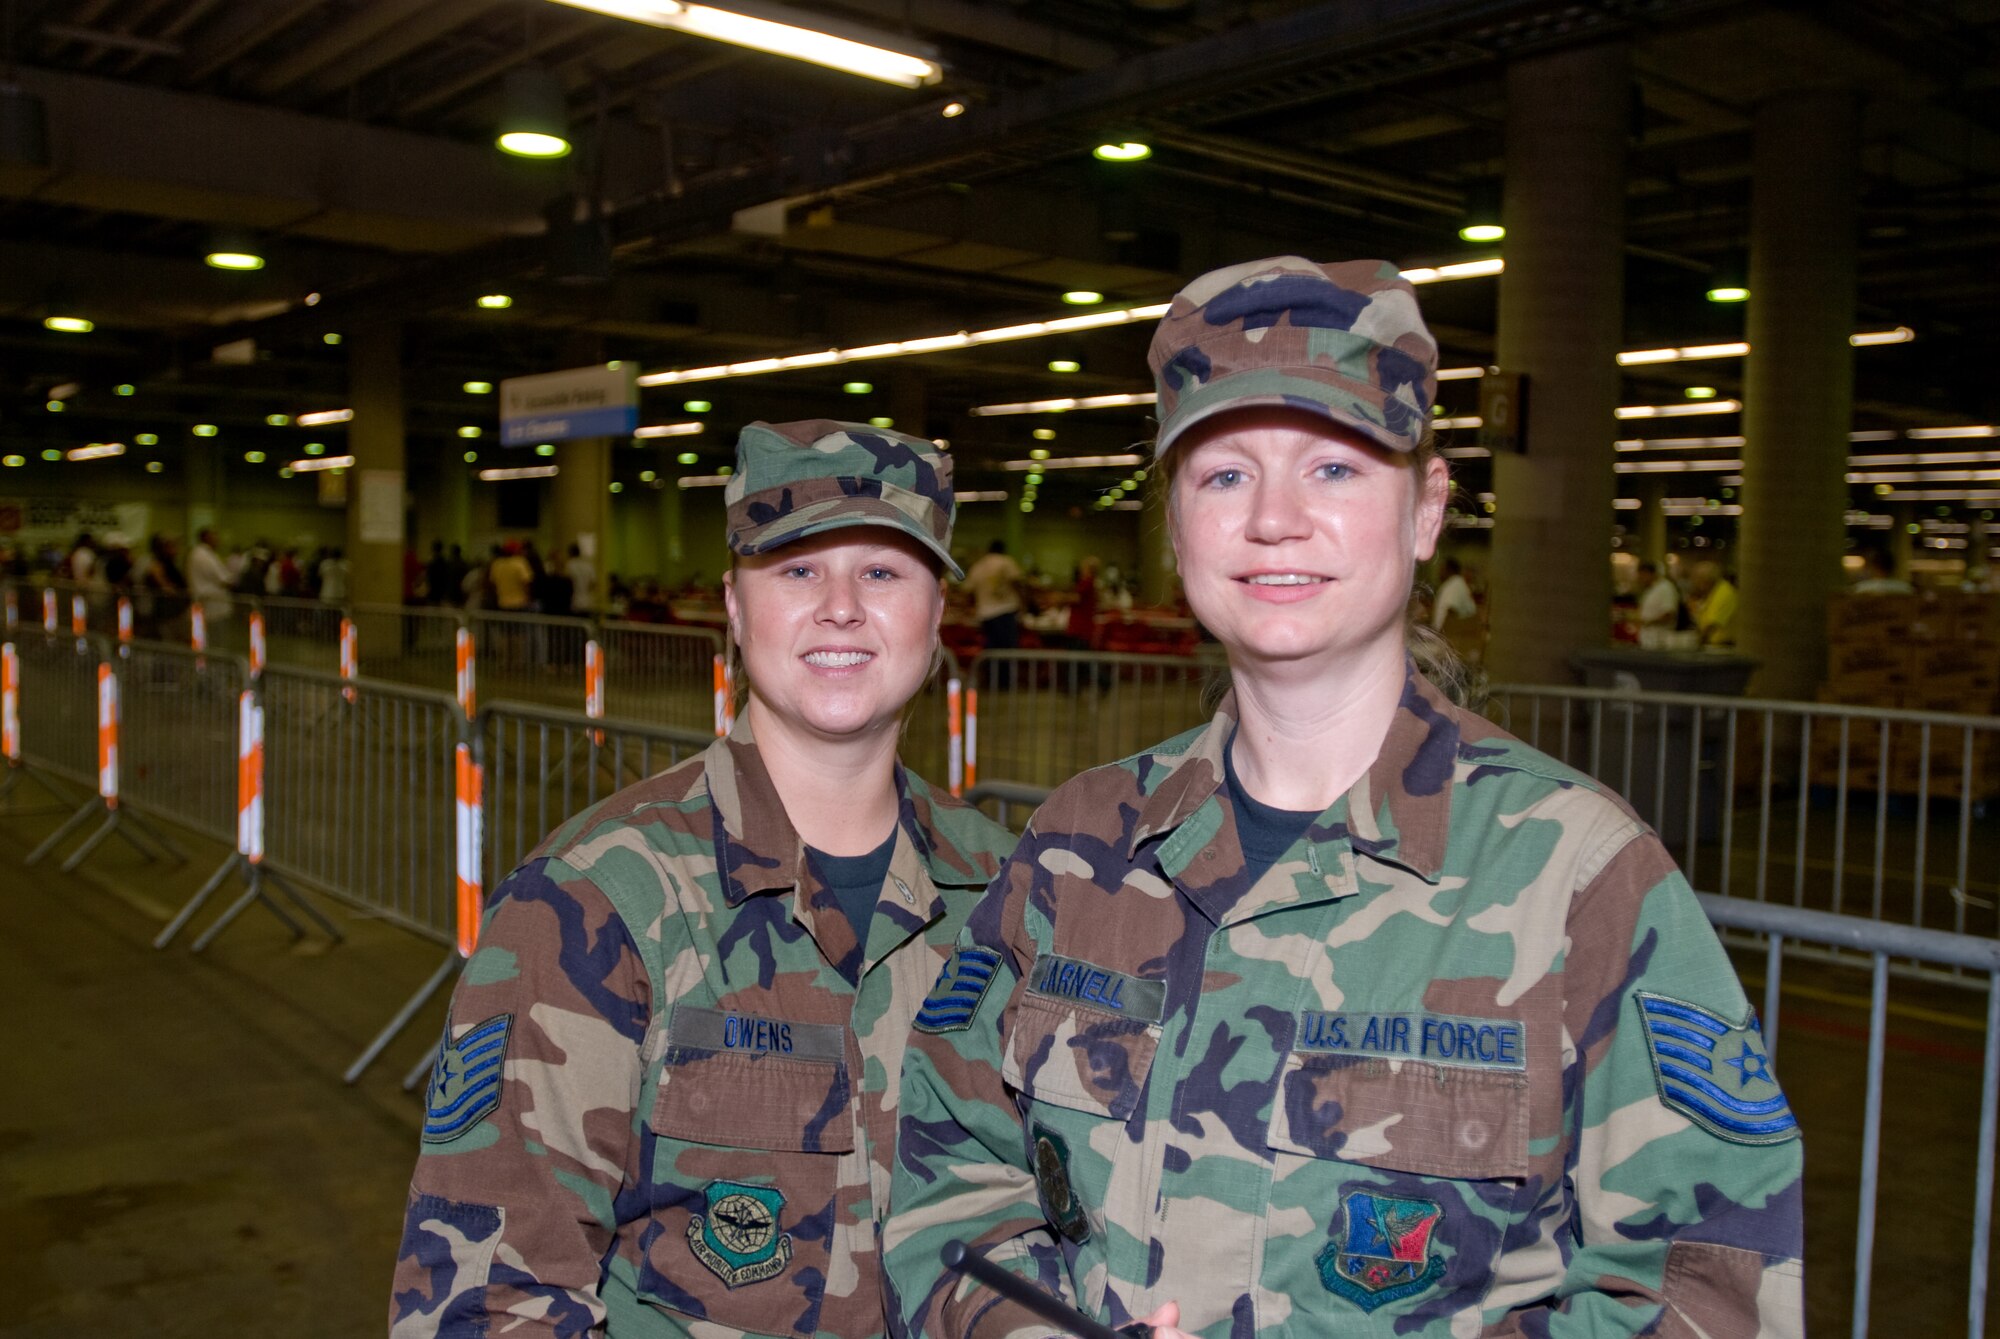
left=1486, top=41, right=1628, bottom=685
left=551, top=437, right=611, bottom=611
left=1889, top=505, right=1914, bottom=581
left=657, top=478, right=684, bottom=586
left=1636, top=477, right=1669, bottom=567
left=184, top=434, right=223, bottom=549
left=1738, top=91, right=1859, bottom=700
left=346, top=322, right=406, bottom=607
left=1140, top=476, right=1175, bottom=605
left=438, top=457, right=471, bottom=551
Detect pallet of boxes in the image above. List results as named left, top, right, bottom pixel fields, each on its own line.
left=1816, top=592, right=2000, bottom=802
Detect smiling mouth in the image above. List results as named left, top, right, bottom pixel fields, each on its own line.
left=803, top=650, right=874, bottom=668
left=1240, top=574, right=1328, bottom=586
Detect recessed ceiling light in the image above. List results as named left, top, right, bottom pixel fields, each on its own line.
left=1093, top=141, right=1151, bottom=162
left=206, top=251, right=265, bottom=271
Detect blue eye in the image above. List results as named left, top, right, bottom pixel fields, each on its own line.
left=783, top=564, right=813, bottom=579
left=1317, top=462, right=1354, bottom=482
left=1205, top=468, right=1245, bottom=489
left=864, top=566, right=896, bottom=580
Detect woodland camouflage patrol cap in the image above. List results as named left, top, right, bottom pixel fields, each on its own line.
left=725, top=419, right=962, bottom=579
left=1147, top=256, right=1439, bottom=459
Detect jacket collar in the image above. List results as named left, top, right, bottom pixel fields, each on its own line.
left=1126, top=661, right=1457, bottom=888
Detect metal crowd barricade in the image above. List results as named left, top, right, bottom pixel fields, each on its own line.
left=898, top=650, right=963, bottom=795
left=120, top=639, right=243, bottom=846
left=350, top=601, right=464, bottom=693
left=964, top=648, right=1227, bottom=793
left=255, top=593, right=343, bottom=671
left=1484, top=683, right=2000, bottom=968
left=471, top=609, right=593, bottom=710
left=597, top=619, right=725, bottom=735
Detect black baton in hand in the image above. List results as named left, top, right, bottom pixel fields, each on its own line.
left=940, top=1240, right=1153, bottom=1339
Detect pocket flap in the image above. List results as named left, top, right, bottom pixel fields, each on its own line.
left=1271, top=1053, right=1528, bottom=1181
left=652, top=1008, right=854, bottom=1153
left=1002, top=994, right=1159, bottom=1121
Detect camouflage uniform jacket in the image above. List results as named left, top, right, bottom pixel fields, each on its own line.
left=887, top=669, right=1804, bottom=1338
left=392, top=719, right=1016, bottom=1338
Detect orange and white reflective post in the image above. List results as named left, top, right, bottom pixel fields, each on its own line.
left=947, top=675, right=964, bottom=797
left=190, top=604, right=207, bottom=652
left=454, top=742, right=484, bottom=958
left=42, top=588, right=57, bottom=634
left=964, top=687, right=978, bottom=790
left=71, top=593, right=87, bottom=640
left=5, top=586, right=18, bottom=631
left=455, top=626, right=476, bottom=720
left=712, top=653, right=731, bottom=737
left=236, top=690, right=265, bottom=863
left=247, top=609, right=266, bottom=676
left=339, top=617, right=358, bottom=704
left=2, top=643, right=19, bottom=764
left=117, top=596, right=132, bottom=645
left=96, top=661, right=118, bottom=809
left=585, top=638, right=604, bottom=744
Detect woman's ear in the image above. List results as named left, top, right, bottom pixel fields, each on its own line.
left=722, top=568, right=742, bottom=646
left=1412, top=455, right=1450, bottom=562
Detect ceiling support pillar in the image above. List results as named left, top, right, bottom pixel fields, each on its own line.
left=1486, top=40, right=1629, bottom=686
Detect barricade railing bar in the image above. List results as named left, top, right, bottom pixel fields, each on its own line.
left=596, top=619, right=723, bottom=737
left=470, top=609, right=593, bottom=710
left=1485, top=682, right=2000, bottom=977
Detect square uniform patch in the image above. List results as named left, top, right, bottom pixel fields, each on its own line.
left=914, top=946, right=1002, bottom=1033
left=423, top=1013, right=512, bottom=1143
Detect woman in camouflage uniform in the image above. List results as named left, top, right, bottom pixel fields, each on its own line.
left=392, top=420, right=1017, bottom=1338
left=886, top=260, right=1803, bottom=1338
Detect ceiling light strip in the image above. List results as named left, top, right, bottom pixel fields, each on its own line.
left=289, top=455, right=356, bottom=472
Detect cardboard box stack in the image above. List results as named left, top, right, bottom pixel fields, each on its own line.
left=1816, top=592, right=2000, bottom=799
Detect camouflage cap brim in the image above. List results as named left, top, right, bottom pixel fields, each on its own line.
left=729, top=478, right=963, bottom=579
left=1152, top=365, right=1418, bottom=460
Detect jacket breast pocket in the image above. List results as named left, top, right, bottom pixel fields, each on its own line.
left=1267, top=1051, right=1531, bottom=1322
left=1002, top=993, right=1160, bottom=1121
left=639, top=1046, right=854, bottom=1337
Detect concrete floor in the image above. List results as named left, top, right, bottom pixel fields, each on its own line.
left=4, top=780, right=1998, bottom=1337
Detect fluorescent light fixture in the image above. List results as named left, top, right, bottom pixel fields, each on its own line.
left=1850, top=451, right=2000, bottom=467
left=498, top=130, right=570, bottom=157
left=1002, top=453, right=1144, bottom=471
left=1436, top=367, right=1487, bottom=382
left=135, top=433, right=158, bottom=446
left=551, top=0, right=941, bottom=87
left=1400, top=258, right=1504, bottom=285
left=1850, top=327, right=1915, bottom=347
left=457, top=426, right=483, bottom=439
left=941, top=101, right=965, bottom=118
left=1907, top=425, right=1996, bottom=440
left=289, top=454, right=356, bottom=472
left=1458, top=224, right=1505, bottom=243
left=1848, top=469, right=2000, bottom=484
left=44, top=315, right=93, bottom=333
left=1093, top=141, right=1151, bottom=162
left=1706, top=286, right=1750, bottom=303
left=1062, top=290, right=1103, bottom=305
left=676, top=451, right=700, bottom=465
left=463, top=381, right=494, bottom=394
left=296, top=408, right=353, bottom=426
left=1849, top=430, right=1897, bottom=442
left=205, top=251, right=264, bottom=271
left=1615, top=436, right=1745, bottom=452
left=41, top=448, right=61, bottom=461
left=678, top=473, right=733, bottom=489
left=192, top=423, right=217, bottom=436
left=868, top=416, right=894, bottom=428
left=244, top=450, right=266, bottom=464
left=1439, top=446, right=1491, bottom=460
left=477, top=294, right=513, bottom=309
left=636, top=302, right=1170, bottom=388
left=1032, top=428, right=1057, bottom=441
left=1664, top=503, right=1743, bottom=516
left=1684, top=387, right=1717, bottom=400
left=479, top=465, right=560, bottom=481
left=67, top=442, right=125, bottom=461
left=1435, top=415, right=1483, bottom=430
left=1614, top=458, right=1745, bottom=474
left=115, top=384, right=135, bottom=396
left=49, top=381, right=79, bottom=400
left=1613, top=498, right=1642, bottom=510
left=956, top=490, right=1008, bottom=503
left=682, top=400, right=711, bottom=413
left=535, top=443, right=556, bottom=457
left=1615, top=399, right=1742, bottom=420
left=1047, top=359, right=1081, bottom=374
left=1616, top=342, right=1752, bottom=366
left=633, top=421, right=704, bottom=439
left=972, top=392, right=1154, bottom=417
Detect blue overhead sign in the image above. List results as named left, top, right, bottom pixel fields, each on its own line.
left=500, top=361, right=639, bottom=446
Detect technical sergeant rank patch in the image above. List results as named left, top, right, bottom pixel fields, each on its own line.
left=423, top=1013, right=512, bottom=1143
left=1636, top=991, right=1799, bottom=1145
left=914, top=945, right=1002, bottom=1033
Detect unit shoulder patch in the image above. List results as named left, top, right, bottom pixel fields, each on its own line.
left=1635, top=991, right=1799, bottom=1146
left=423, top=1013, right=512, bottom=1143
left=914, top=945, right=1002, bottom=1033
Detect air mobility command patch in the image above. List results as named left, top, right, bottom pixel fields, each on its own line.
left=1318, top=1190, right=1446, bottom=1311
left=1031, top=1124, right=1091, bottom=1244
left=422, top=1013, right=511, bottom=1144
left=914, top=945, right=1002, bottom=1033
left=1636, top=991, right=1799, bottom=1145
left=687, top=1180, right=792, bottom=1288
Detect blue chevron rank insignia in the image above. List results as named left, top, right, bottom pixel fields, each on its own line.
left=914, top=946, right=1001, bottom=1033
left=423, top=1013, right=512, bottom=1143
left=1636, top=992, right=1798, bottom=1146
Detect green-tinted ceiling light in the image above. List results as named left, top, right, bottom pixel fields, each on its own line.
left=323, top=332, right=342, bottom=345
left=1092, top=141, right=1150, bottom=162
left=1906, top=522, right=1922, bottom=535
left=843, top=381, right=873, bottom=395
left=463, top=380, right=493, bottom=395
left=1707, top=285, right=1749, bottom=304
left=463, top=450, right=478, bottom=464
left=477, top=293, right=513, bottom=309
left=609, top=481, right=623, bottom=494
left=496, top=66, right=572, bottom=159
left=718, top=465, right=733, bottom=476
left=1025, top=472, right=1044, bottom=486
left=1457, top=179, right=1503, bottom=244
left=1032, top=427, right=1056, bottom=441
left=42, top=448, right=62, bottom=461
left=1685, top=386, right=1717, bottom=400
left=193, top=424, right=218, bottom=436
left=1133, top=468, right=1147, bottom=481
left=278, top=466, right=294, bottom=478
left=1028, top=448, right=1050, bottom=461
left=2, top=455, right=22, bottom=468
left=114, top=383, right=135, bottom=396
left=868, top=416, right=894, bottom=428
left=206, top=251, right=265, bottom=271
left=535, top=443, right=556, bottom=457
left=244, top=450, right=266, bottom=463
left=1047, top=359, right=1081, bottom=374
left=1458, top=223, right=1505, bottom=243
left=266, top=413, right=291, bottom=426
left=458, top=425, right=483, bottom=439
left=45, top=399, right=64, bottom=412
left=1061, top=290, right=1103, bottom=306
left=135, top=433, right=158, bottom=446
left=144, top=460, right=163, bottom=473
left=682, top=400, right=711, bottom=413
left=304, top=441, right=325, bottom=455
left=640, top=469, right=657, bottom=483
left=44, top=315, right=93, bottom=333
left=677, top=451, right=700, bottom=465
left=1019, top=500, right=1035, bottom=512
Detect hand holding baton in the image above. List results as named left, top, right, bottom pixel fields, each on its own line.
left=940, top=1239, right=1153, bottom=1339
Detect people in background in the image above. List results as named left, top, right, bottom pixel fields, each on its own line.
left=187, top=528, right=234, bottom=621
left=63, top=531, right=100, bottom=587
left=1851, top=546, right=1914, bottom=595
left=318, top=546, right=349, bottom=603
left=566, top=542, right=596, bottom=616
left=1635, top=558, right=1682, bottom=647
left=1689, top=561, right=1739, bottom=647
left=1429, top=554, right=1476, bottom=630
left=425, top=541, right=452, bottom=608
left=487, top=541, right=533, bottom=613
left=963, top=537, right=1025, bottom=651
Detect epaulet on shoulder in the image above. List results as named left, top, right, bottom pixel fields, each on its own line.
left=1457, top=726, right=1652, bottom=827
left=535, top=749, right=710, bottom=860
left=1032, top=719, right=1209, bottom=812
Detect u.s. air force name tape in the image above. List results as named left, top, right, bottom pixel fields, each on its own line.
left=1296, top=1011, right=1526, bottom=1071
